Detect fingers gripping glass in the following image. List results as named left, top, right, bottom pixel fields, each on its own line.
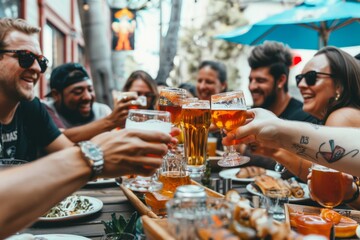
left=295, top=71, right=334, bottom=86
left=0, top=50, right=49, bottom=73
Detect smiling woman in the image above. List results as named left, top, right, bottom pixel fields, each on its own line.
left=254, top=46, right=360, bottom=209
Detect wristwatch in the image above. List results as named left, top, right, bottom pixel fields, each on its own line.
left=77, top=141, right=104, bottom=180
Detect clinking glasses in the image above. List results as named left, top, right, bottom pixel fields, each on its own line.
left=295, top=70, right=334, bottom=87
left=0, top=49, right=49, bottom=73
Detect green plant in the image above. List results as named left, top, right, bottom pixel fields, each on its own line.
left=102, top=211, right=138, bottom=235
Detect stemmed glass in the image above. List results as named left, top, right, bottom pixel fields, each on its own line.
left=211, top=90, right=250, bottom=167
left=122, top=109, right=171, bottom=192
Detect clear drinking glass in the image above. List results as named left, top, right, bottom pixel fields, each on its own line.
left=122, top=109, right=171, bottom=192
left=182, top=100, right=211, bottom=177
left=144, top=150, right=191, bottom=216
left=263, top=189, right=290, bottom=221
left=211, top=91, right=250, bottom=167
left=158, top=87, right=187, bottom=152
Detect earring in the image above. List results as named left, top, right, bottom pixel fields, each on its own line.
left=335, top=92, right=340, bottom=101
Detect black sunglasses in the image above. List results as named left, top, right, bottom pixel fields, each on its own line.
left=0, top=49, right=49, bottom=73
left=295, top=70, right=334, bottom=86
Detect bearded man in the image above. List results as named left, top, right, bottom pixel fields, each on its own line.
left=44, top=63, right=111, bottom=128
left=243, top=41, right=318, bottom=177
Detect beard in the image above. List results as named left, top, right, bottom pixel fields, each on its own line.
left=58, top=98, right=94, bottom=126
left=253, top=83, right=277, bottom=109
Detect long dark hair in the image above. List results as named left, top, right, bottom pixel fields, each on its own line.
left=315, top=46, right=360, bottom=121
left=122, top=70, right=159, bottom=109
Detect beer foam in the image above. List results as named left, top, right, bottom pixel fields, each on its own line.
left=126, top=119, right=171, bottom=133
left=211, top=105, right=247, bottom=110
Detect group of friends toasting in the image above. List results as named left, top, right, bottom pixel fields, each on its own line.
left=129, top=41, right=360, bottom=214
left=0, top=16, right=359, bottom=238
left=194, top=42, right=360, bottom=210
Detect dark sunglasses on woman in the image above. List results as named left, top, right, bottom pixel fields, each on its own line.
left=0, top=49, right=49, bottom=73
left=295, top=70, right=334, bottom=87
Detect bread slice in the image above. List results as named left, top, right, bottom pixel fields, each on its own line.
left=254, top=175, right=281, bottom=194
left=236, top=166, right=266, bottom=178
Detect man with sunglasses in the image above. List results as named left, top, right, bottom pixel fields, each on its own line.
left=242, top=41, right=319, bottom=177
left=0, top=18, right=178, bottom=237
left=0, top=18, right=75, bottom=161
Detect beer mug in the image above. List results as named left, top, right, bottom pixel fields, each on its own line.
left=182, top=100, right=211, bottom=176
left=123, top=109, right=171, bottom=192
left=145, top=152, right=191, bottom=216
left=309, top=163, right=344, bottom=209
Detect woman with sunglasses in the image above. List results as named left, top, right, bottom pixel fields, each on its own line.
left=251, top=46, right=360, bottom=209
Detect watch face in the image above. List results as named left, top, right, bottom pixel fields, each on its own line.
left=82, top=142, right=103, bottom=160
left=88, top=147, right=102, bottom=159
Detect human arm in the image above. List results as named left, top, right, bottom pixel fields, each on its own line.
left=0, top=129, right=173, bottom=238
left=222, top=108, right=360, bottom=176
left=250, top=144, right=312, bottom=182
left=62, top=97, right=137, bottom=142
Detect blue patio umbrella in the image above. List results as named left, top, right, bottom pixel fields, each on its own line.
left=216, top=0, right=360, bottom=49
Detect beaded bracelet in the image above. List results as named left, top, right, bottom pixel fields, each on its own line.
left=343, top=178, right=360, bottom=204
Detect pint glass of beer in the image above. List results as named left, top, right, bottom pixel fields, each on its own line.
left=309, top=164, right=344, bottom=209
left=182, top=100, right=211, bottom=176
left=123, top=109, right=171, bottom=192
left=158, top=87, right=187, bottom=125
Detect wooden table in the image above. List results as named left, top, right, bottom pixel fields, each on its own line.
left=20, top=182, right=135, bottom=239
left=19, top=173, right=352, bottom=240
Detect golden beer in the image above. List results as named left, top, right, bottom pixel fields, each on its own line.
left=145, top=171, right=191, bottom=216
left=158, top=105, right=183, bottom=125
left=211, top=109, right=247, bottom=145
left=211, top=109, right=247, bottom=131
left=182, top=101, right=211, bottom=172
left=310, top=165, right=344, bottom=208
left=159, top=87, right=187, bottom=125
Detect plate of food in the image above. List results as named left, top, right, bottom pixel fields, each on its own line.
left=219, top=166, right=281, bottom=182
left=285, top=203, right=360, bottom=238
left=38, top=195, right=103, bottom=222
left=6, top=234, right=91, bottom=240
left=86, top=178, right=116, bottom=186
left=246, top=176, right=310, bottom=202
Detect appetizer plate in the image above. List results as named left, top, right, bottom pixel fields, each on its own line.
left=38, top=196, right=103, bottom=222
left=246, top=183, right=310, bottom=202
left=86, top=178, right=116, bottom=186
left=219, top=168, right=281, bottom=182
left=35, top=234, right=91, bottom=239
left=6, top=234, right=91, bottom=240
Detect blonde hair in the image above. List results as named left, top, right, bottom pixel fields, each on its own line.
left=0, top=18, right=40, bottom=49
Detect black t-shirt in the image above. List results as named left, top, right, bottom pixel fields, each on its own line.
left=243, top=98, right=319, bottom=179
left=0, top=97, right=61, bottom=162
left=279, top=98, right=319, bottom=123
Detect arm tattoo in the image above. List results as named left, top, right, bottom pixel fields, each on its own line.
left=316, top=140, right=359, bottom=163
left=292, top=143, right=317, bottom=161
left=309, top=123, right=321, bottom=130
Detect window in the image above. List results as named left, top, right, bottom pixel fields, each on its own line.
left=0, top=0, right=20, bottom=18
left=43, top=22, right=65, bottom=84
